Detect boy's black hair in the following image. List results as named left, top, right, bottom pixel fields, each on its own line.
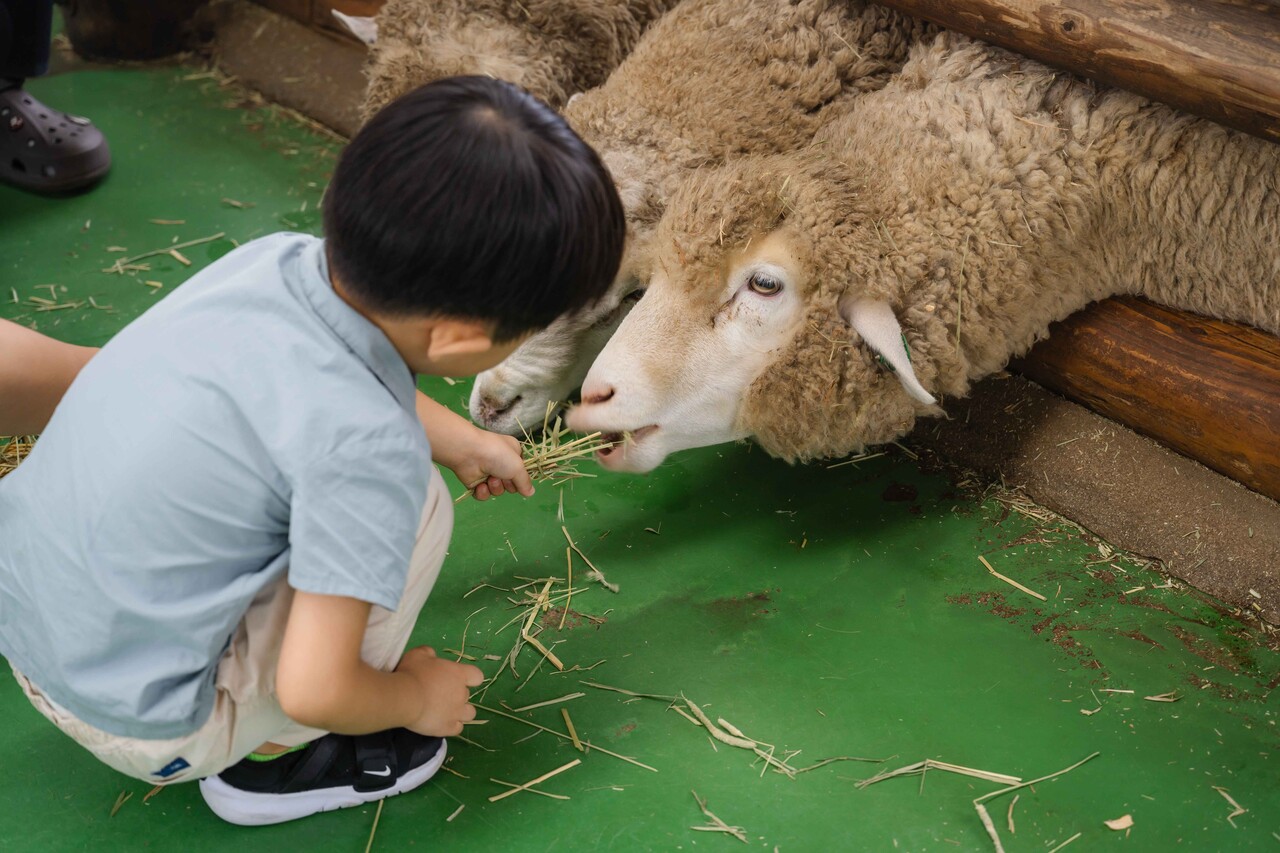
left=324, top=76, right=625, bottom=342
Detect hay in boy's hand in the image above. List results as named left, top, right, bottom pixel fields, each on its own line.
left=457, top=404, right=613, bottom=502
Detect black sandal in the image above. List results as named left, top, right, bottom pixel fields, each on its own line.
left=199, top=729, right=447, bottom=826
left=1, top=83, right=111, bottom=194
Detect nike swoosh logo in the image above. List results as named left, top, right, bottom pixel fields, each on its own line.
left=367, top=767, right=392, bottom=777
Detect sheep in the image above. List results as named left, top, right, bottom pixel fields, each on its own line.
left=468, top=0, right=938, bottom=434
left=358, top=0, right=683, bottom=120
left=565, top=32, right=1280, bottom=473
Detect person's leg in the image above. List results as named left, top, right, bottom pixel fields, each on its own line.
left=0, top=320, right=97, bottom=435
left=0, top=0, right=111, bottom=194
left=196, top=472, right=455, bottom=825
left=0, top=0, right=53, bottom=81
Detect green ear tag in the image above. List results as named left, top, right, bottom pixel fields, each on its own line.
left=873, top=334, right=912, bottom=373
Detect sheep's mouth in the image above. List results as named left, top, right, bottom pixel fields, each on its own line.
left=597, top=424, right=659, bottom=460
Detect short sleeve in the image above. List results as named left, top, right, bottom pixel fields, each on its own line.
left=288, top=435, right=432, bottom=611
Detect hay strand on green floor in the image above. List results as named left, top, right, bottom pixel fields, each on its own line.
left=1213, top=786, right=1247, bottom=827
left=691, top=791, right=748, bottom=843
left=978, top=554, right=1046, bottom=601
left=102, top=232, right=225, bottom=274
left=487, top=758, right=580, bottom=803
left=856, top=759, right=1021, bottom=789
left=363, top=799, right=383, bottom=853
left=970, top=753, right=1101, bottom=853
left=474, top=703, right=657, bottom=772
left=109, top=789, right=133, bottom=817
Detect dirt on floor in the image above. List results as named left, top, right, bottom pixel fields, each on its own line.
left=918, top=373, right=1280, bottom=627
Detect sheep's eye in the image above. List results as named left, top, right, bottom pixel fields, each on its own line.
left=747, top=272, right=783, bottom=296
left=623, top=289, right=644, bottom=304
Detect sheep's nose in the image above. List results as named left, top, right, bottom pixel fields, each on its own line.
left=580, top=383, right=615, bottom=406
left=478, top=394, right=520, bottom=421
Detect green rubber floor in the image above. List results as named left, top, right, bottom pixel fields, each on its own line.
left=2, top=61, right=1278, bottom=853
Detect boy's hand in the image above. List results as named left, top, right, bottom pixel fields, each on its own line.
left=396, top=646, right=485, bottom=737
left=415, top=390, right=534, bottom=501
left=448, top=426, right=535, bottom=501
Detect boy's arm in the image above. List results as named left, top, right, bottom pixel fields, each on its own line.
left=276, top=590, right=483, bottom=736
left=0, top=320, right=97, bottom=435
left=415, top=390, right=534, bottom=500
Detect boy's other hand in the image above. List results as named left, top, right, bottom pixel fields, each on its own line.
left=450, top=426, right=535, bottom=501
left=396, top=646, right=485, bottom=737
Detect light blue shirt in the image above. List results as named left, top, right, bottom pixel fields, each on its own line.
left=0, top=234, right=432, bottom=739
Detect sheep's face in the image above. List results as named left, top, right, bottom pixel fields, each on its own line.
left=567, top=228, right=813, bottom=472
left=566, top=155, right=940, bottom=471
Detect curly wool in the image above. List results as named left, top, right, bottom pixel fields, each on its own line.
left=563, top=0, right=937, bottom=241
left=363, top=0, right=681, bottom=119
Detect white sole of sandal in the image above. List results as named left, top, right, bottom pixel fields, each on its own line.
left=198, top=740, right=447, bottom=826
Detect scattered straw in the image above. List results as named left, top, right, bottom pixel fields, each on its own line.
left=795, top=756, right=889, bottom=774
left=143, top=785, right=164, bottom=804
left=1213, top=786, right=1247, bottom=827
left=1007, top=794, right=1018, bottom=833
left=446, top=804, right=464, bottom=822
left=103, top=233, right=225, bottom=274
left=1104, top=814, right=1134, bottom=830
left=978, top=555, right=1046, bottom=601
left=0, top=436, right=36, bottom=478
left=691, top=791, right=748, bottom=843
left=488, top=758, right=580, bottom=803
left=563, top=525, right=618, bottom=593
left=475, top=703, right=657, bottom=772
left=970, top=753, right=1100, bottom=853
left=363, top=799, right=383, bottom=853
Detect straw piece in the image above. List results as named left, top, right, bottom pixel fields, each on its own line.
left=1104, top=815, right=1134, bottom=830
left=0, top=436, right=37, bottom=478
left=506, top=692, right=585, bottom=714
left=1047, top=833, right=1082, bottom=852
left=795, top=755, right=890, bottom=774
left=363, top=799, right=383, bottom=853
left=1007, top=794, right=1018, bottom=833
left=1213, top=786, right=1247, bottom=827
left=559, top=547, right=573, bottom=630
left=446, top=804, right=465, bottom=822
left=974, top=802, right=1004, bottom=853
left=978, top=555, right=1046, bottom=601
left=691, top=791, right=748, bottom=844
left=856, top=759, right=1021, bottom=790
left=144, top=785, right=164, bottom=804
left=581, top=681, right=679, bottom=702
left=103, top=233, right=225, bottom=274
left=488, top=759, right=580, bottom=803
left=474, top=703, right=657, bottom=772
left=1144, top=691, right=1180, bottom=702
left=109, top=789, right=133, bottom=817
left=563, top=708, right=584, bottom=752
left=490, top=778, right=570, bottom=800
left=521, top=630, right=565, bottom=671
left=563, top=525, right=618, bottom=593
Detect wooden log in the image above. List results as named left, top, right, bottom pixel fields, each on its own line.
left=1012, top=297, right=1280, bottom=503
left=873, top=0, right=1280, bottom=142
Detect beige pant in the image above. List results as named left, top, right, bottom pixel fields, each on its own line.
left=14, top=471, right=452, bottom=785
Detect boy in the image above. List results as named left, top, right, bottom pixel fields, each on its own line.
left=0, top=76, right=625, bottom=825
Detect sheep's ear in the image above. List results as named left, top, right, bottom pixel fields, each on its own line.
left=839, top=295, right=937, bottom=406
left=332, top=11, right=378, bottom=45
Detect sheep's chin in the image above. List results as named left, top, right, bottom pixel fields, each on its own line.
left=593, top=426, right=667, bottom=473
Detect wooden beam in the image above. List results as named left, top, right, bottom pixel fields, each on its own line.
left=874, top=0, right=1280, bottom=142
left=1012, top=297, right=1280, bottom=503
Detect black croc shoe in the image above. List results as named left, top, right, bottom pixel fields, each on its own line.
left=199, top=730, right=447, bottom=826
left=1, top=84, right=111, bottom=194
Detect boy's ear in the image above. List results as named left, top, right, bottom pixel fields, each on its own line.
left=424, top=318, right=496, bottom=360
